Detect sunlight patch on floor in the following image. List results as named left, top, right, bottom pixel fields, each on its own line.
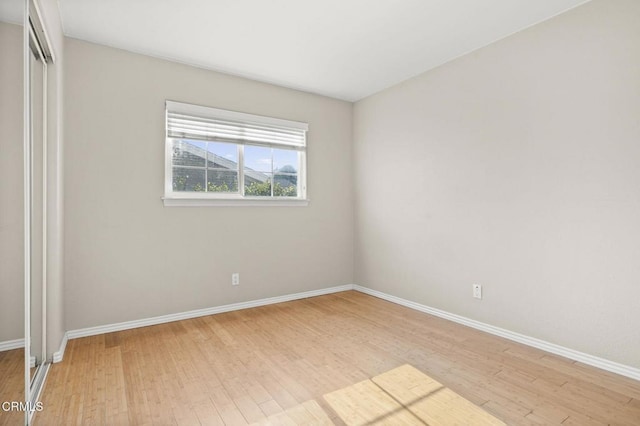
left=324, top=364, right=505, bottom=425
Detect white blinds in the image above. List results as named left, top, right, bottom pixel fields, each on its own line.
left=166, top=101, right=308, bottom=150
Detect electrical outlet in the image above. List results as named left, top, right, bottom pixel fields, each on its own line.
left=232, top=273, right=240, bottom=286
left=473, top=284, right=482, bottom=299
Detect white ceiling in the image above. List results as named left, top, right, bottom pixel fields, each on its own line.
left=55, top=1, right=591, bottom=101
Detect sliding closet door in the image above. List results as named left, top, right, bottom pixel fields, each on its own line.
left=29, top=36, right=46, bottom=378
left=24, top=2, right=54, bottom=423
left=1, top=2, right=52, bottom=423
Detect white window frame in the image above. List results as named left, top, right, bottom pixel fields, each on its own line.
left=163, top=101, right=309, bottom=207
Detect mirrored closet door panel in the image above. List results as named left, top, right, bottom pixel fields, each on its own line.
left=26, top=2, right=54, bottom=423
left=29, top=18, right=46, bottom=380
left=0, top=1, right=25, bottom=425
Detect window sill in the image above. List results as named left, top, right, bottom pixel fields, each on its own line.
left=162, top=197, right=310, bottom=207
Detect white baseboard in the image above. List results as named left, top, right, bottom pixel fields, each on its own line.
left=0, top=338, right=24, bottom=352
left=353, top=285, right=640, bottom=382
left=1, top=335, right=69, bottom=364
left=0, top=342, right=42, bottom=369
left=52, top=332, right=68, bottom=363
left=66, top=284, right=355, bottom=340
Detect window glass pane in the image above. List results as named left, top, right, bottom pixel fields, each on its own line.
left=274, top=172, right=298, bottom=197
left=172, top=167, right=206, bottom=192
left=244, top=145, right=272, bottom=172
left=273, top=149, right=298, bottom=197
left=207, top=170, right=238, bottom=192
left=245, top=173, right=272, bottom=197
left=273, top=148, right=298, bottom=173
left=207, top=142, right=238, bottom=170
left=172, top=140, right=206, bottom=167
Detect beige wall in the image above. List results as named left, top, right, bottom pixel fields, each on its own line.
left=63, top=39, right=354, bottom=330
left=354, top=0, right=640, bottom=368
left=0, top=22, right=23, bottom=343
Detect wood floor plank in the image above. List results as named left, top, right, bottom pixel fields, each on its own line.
left=258, top=399, right=282, bottom=417
left=30, top=291, right=640, bottom=425
left=193, top=399, right=225, bottom=426
left=0, top=348, right=25, bottom=426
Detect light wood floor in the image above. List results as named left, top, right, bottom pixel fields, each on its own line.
left=34, top=291, right=640, bottom=425
left=0, top=348, right=25, bottom=426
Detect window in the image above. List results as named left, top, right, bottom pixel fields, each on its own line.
left=164, top=101, right=308, bottom=206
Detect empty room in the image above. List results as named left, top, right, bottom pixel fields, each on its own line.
left=1, top=0, right=639, bottom=424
